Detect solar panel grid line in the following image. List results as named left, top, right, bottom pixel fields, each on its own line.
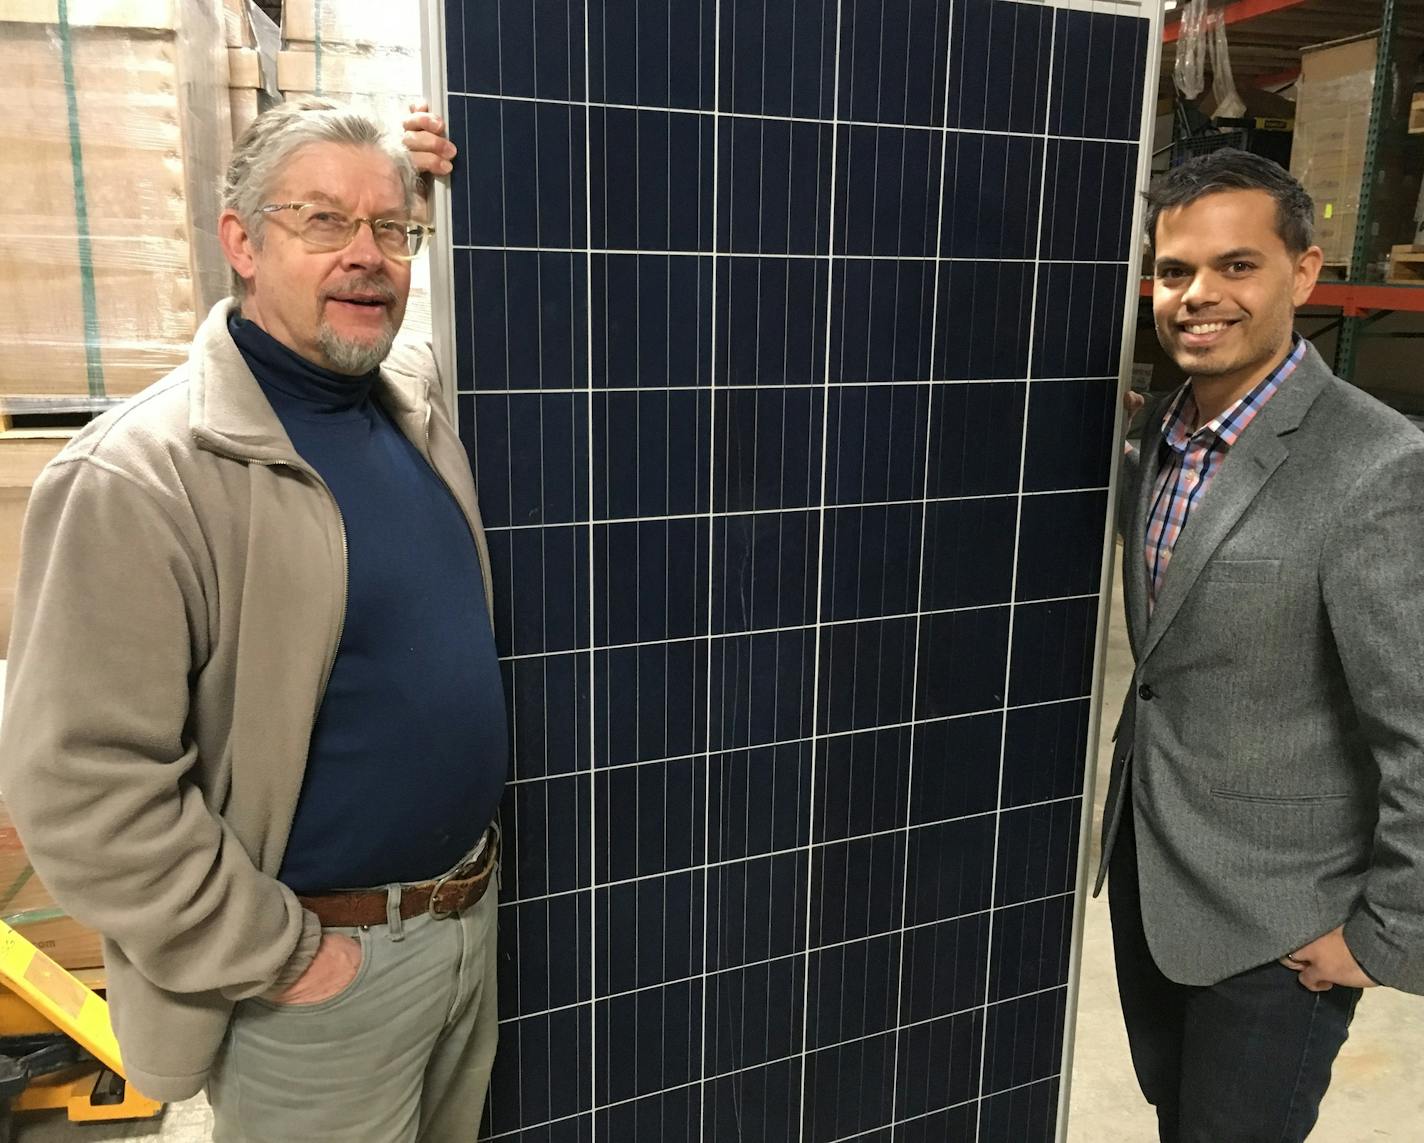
left=498, top=880, right=1073, bottom=1014
left=450, top=249, right=1131, bottom=263
left=887, top=4, right=983, bottom=1125
left=503, top=691, right=1090, bottom=797
left=695, top=5, right=724, bottom=1139
left=970, top=0, right=1059, bottom=1128
left=480, top=488, right=1112, bottom=532
left=449, top=81, right=1145, bottom=145
left=785, top=0, right=843, bottom=1133
left=473, top=1055, right=1057, bottom=1143
left=496, top=842, right=1075, bottom=979
left=479, top=1027, right=1060, bottom=1143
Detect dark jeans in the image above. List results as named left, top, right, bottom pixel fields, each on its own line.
left=1108, top=805, right=1361, bottom=1142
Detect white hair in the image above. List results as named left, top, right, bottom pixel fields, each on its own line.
left=222, top=97, right=418, bottom=298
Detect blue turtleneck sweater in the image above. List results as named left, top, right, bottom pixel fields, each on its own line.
left=229, top=315, right=507, bottom=892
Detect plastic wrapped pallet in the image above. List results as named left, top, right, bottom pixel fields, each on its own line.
left=281, top=0, right=420, bottom=51
left=277, top=0, right=423, bottom=116
left=228, top=0, right=279, bottom=144
left=1290, top=30, right=1424, bottom=271
left=0, top=0, right=231, bottom=403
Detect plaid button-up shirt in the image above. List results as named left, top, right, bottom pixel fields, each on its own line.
left=1144, top=336, right=1306, bottom=607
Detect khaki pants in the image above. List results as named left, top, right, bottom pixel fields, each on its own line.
left=207, top=884, right=498, bottom=1142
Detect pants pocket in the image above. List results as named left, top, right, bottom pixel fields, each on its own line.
left=248, top=926, right=374, bottom=1015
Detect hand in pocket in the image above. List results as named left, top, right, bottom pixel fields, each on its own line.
left=270, top=933, right=363, bottom=1006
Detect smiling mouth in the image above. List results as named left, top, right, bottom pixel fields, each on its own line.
left=1178, top=319, right=1239, bottom=335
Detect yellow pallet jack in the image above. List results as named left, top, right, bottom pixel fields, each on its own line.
left=0, top=919, right=161, bottom=1138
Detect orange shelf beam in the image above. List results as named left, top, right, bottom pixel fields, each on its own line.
left=1163, top=0, right=1312, bottom=43
left=1138, top=277, right=1424, bottom=316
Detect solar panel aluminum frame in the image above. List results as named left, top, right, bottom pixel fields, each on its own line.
left=419, top=0, right=1166, bottom=1137
left=1055, top=3, right=1166, bottom=1141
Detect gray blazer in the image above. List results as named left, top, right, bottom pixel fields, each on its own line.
left=1095, top=342, right=1424, bottom=994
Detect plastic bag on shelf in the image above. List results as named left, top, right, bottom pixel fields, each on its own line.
left=1210, top=16, right=1247, bottom=120
left=1174, top=0, right=1208, bottom=99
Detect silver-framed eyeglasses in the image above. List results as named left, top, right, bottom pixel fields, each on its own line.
left=258, top=202, right=434, bottom=260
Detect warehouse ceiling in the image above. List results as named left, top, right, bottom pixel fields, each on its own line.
left=1160, top=0, right=1424, bottom=96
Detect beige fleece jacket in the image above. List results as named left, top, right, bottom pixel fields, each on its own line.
left=0, top=300, right=493, bottom=1101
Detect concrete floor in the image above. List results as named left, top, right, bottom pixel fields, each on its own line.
left=12, top=568, right=1424, bottom=1141
left=1065, top=563, right=1424, bottom=1142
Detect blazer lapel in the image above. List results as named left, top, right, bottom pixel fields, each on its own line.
left=1122, top=432, right=1167, bottom=657
left=1138, top=345, right=1333, bottom=664
left=1122, top=424, right=1164, bottom=658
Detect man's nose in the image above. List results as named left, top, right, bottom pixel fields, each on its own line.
left=340, top=220, right=386, bottom=268
left=1182, top=270, right=1220, bottom=308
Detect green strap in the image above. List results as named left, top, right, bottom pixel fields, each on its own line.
left=0, top=865, right=35, bottom=912
left=4, top=907, right=68, bottom=928
left=57, top=0, right=106, bottom=399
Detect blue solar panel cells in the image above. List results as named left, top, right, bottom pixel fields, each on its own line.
left=440, top=0, right=1152, bottom=1137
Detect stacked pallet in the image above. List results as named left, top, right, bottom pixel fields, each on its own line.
left=0, top=0, right=230, bottom=655
left=278, top=1, right=423, bottom=128
left=1, top=0, right=230, bottom=405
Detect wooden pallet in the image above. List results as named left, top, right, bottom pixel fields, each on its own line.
left=1318, top=262, right=1351, bottom=281
left=1388, top=244, right=1424, bottom=283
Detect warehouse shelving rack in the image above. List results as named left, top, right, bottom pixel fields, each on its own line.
left=1146, top=0, right=1424, bottom=383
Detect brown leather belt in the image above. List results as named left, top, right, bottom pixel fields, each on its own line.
left=297, top=829, right=499, bottom=928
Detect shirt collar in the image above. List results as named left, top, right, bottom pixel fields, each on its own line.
left=1160, top=334, right=1306, bottom=454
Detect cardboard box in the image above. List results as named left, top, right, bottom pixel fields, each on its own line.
left=276, top=45, right=422, bottom=100
left=1290, top=30, right=1424, bottom=268
left=281, top=0, right=420, bottom=51
left=0, top=795, right=104, bottom=971
left=0, top=1, right=230, bottom=400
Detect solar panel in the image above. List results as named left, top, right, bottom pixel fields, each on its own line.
left=424, top=0, right=1159, bottom=1138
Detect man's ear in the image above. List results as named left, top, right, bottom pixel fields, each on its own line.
left=219, top=209, right=258, bottom=292
left=1293, top=245, right=1324, bottom=307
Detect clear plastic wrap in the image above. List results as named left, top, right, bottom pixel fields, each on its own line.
left=281, top=0, right=421, bottom=52
left=228, top=2, right=279, bottom=144
left=1209, top=17, right=1246, bottom=121
left=0, top=0, right=228, bottom=402
left=1173, top=0, right=1207, bottom=99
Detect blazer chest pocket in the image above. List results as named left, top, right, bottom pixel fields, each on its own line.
left=1204, top=558, right=1280, bottom=584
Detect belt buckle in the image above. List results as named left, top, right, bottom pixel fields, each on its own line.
left=427, top=865, right=461, bottom=920
left=426, top=854, right=483, bottom=920
left=427, top=830, right=495, bottom=920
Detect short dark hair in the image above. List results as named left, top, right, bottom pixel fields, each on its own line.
left=1144, top=148, right=1315, bottom=255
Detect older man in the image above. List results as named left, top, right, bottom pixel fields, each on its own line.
left=0, top=99, right=499, bottom=1141
left=1100, top=148, right=1424, bottom=1141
